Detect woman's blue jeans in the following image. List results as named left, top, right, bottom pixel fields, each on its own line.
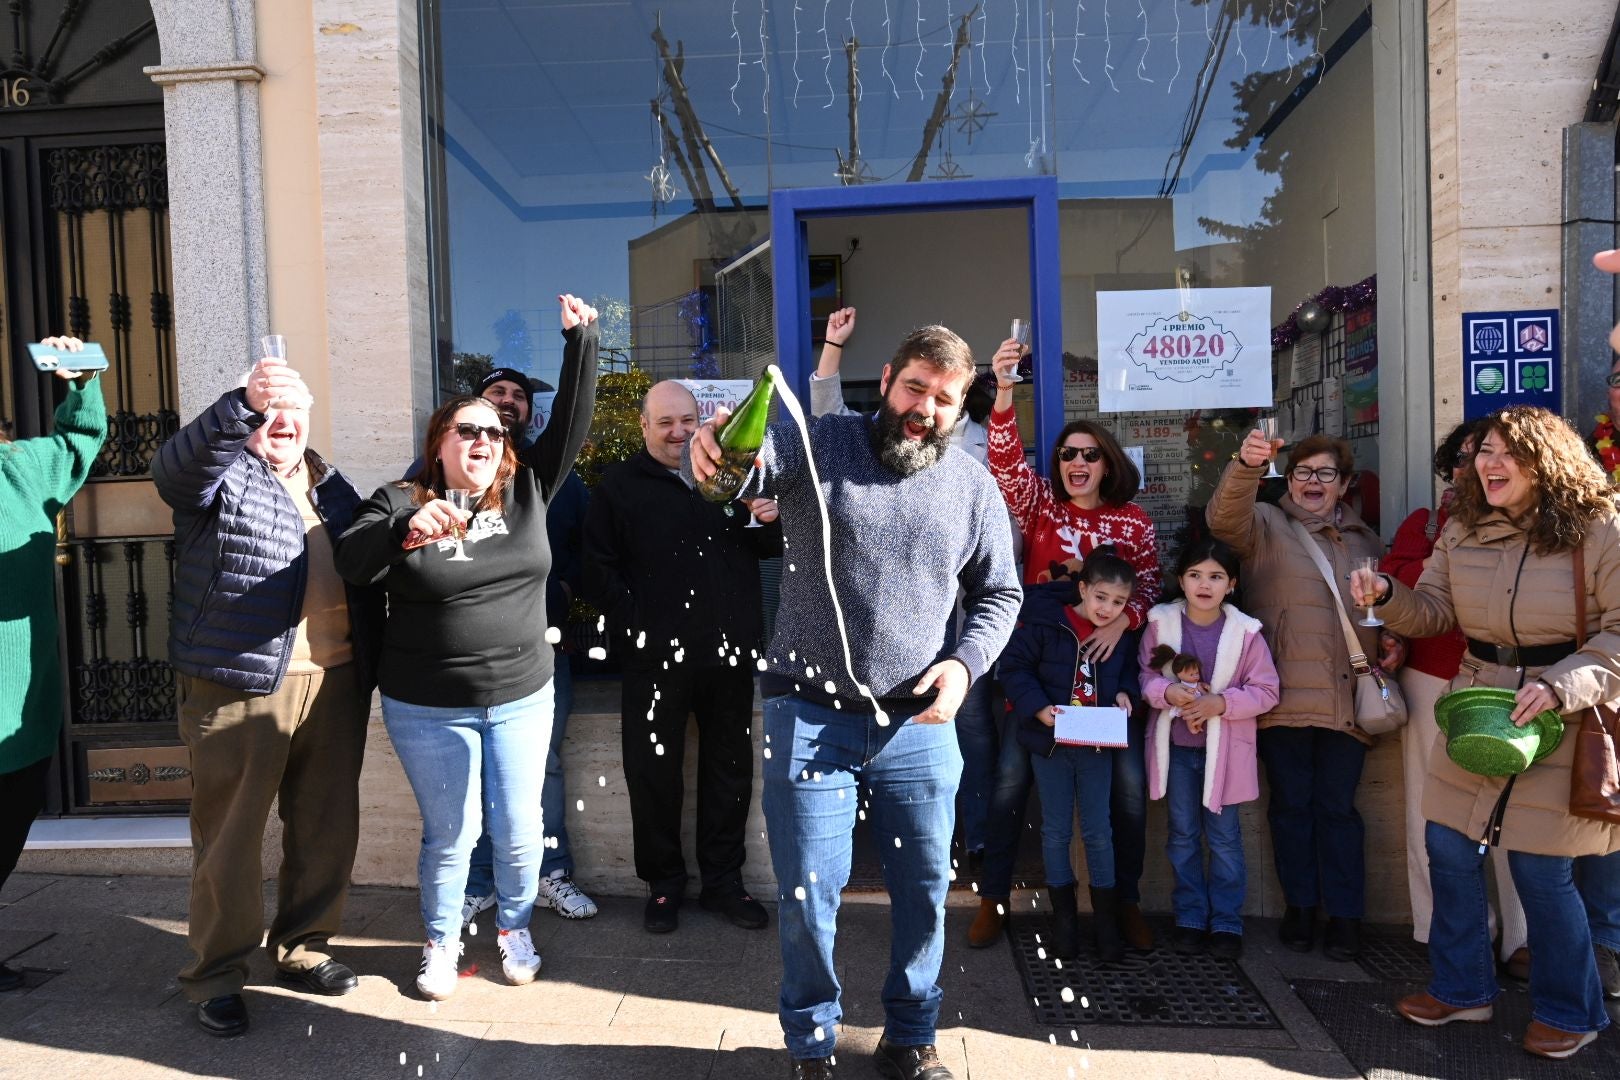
left=465, top=654, right=576, bottom=897
left=382, top=681, right=553, bottom=944
left=1166, top=746, right=1246, bottom=934
left=1426, top=820, right=1611, bottom=1034
left=762, top=693, right=961, bottom=1060
left=1028, top=745, right=1114, bottom=889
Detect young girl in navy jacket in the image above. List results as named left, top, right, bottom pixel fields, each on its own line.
left=1000, top=548, right=1140, bottom=962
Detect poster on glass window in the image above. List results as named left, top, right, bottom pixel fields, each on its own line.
left=1096, top=287, right=1273, bottom=413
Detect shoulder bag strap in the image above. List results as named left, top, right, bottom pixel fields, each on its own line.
left=1287, top=517, right=1373, bottom=675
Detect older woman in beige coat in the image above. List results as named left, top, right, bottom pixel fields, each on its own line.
left=1356, top=406, right=1620, bottom=1061
left=1208, top=432, right=1398, bottom=963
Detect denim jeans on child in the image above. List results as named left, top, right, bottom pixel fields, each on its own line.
left=1027, top=746, right=1114, bottom=889
left=1426, top=820, right=1611, bottom=1034
left=383, top=681, right=553, bottom=944
left=762, top=693, right=962, bottom=1059
left=1166, top=745, right=1245, bottom=934
left=465, top=655, right=575, bottom=898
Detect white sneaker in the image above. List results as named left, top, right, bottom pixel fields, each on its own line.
left=497, top=927, right=542, bottom=985
left=416, top=939, right=462, bottom=1001
left=460, top=892, right=495, bottom=932
left=536, top=869, right=599, bottom=919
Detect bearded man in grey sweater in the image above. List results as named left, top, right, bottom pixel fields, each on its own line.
left=689, top=325, right=1020, bottom=1080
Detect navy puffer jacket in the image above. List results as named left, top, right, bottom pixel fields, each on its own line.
left=153, top=389, right=384, bottom=694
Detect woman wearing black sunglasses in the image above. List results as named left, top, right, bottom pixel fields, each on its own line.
left=975, top=339, right=1163, bottom=953
left=1206, top=429, right=1400, bottom=964
left=334, top=294, right=599, bottom=1000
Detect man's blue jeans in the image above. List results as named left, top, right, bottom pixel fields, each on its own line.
left=1027, top=746, right=1113, bottom=888
left=1166, top=746, right=1246, bottom=934
left=1427, top=821, right=1611, bottom=1034
left=953, top=676, right=996, bottom=853
left=465, top=655, right=576, bottom=898
left=762, top=694, right=961, bottom=1059
left=382, top=681, right=553, bottom=944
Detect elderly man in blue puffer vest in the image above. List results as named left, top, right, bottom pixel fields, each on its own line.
left=153, top=353, right=383, bottom=1039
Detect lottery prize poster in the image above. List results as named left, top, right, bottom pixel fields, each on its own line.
left=1097, top=287, right=1273, bottom=413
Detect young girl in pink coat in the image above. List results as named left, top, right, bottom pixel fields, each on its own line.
left=1138, top=537, right=1280, bottom=960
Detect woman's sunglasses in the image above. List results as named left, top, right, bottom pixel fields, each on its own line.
left=1057, top=446, right=1104, bottom=463
left=452, top=422, right=506, bottom=442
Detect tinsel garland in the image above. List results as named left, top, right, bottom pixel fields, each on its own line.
left=679, top=289, right=719, bottom=378
left=1271, top=274, right=1378, bottom=352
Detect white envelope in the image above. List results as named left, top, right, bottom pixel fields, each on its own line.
left=1052, top=705, right=1129, bottom=748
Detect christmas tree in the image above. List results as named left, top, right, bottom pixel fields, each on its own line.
left=573, top=368, right=652, bottom=489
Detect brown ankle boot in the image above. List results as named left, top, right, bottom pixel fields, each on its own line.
left=1118, top=901, right=1154, bottom=951
left=968, top=896, right=1006, bottom=948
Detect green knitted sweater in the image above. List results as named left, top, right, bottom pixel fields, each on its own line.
left=0, top=378, right=106, bottom=774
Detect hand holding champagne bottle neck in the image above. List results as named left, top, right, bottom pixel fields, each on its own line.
left=696, top=369, right=774, bottom=503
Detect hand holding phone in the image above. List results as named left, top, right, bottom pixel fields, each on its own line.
left=30, top=338, right=108, bottom=376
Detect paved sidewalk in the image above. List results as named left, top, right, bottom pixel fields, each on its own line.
left=0, top=872, right=1375, bottom=1079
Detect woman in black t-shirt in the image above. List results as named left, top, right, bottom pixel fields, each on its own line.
left=336, top=296, right=598, bottom=1001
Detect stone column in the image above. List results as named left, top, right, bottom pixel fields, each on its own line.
left=1428, top=0, right=1616, bottom=439
left=146, top=0, right=268, bottom=422
left=311, top=1, right=433, bottom=492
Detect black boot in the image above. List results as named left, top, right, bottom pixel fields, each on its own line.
left=1048, top=884, right=1080, bottom=959
left=1279, top=905, right=1315, bottom=952
left=1089, top=885, right=1126, bottom=964
left=1323, top=916, right=1361, bottom=961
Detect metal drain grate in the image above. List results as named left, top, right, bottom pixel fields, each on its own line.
left=1008, top=917, right=1281, bottom=1028
left=1356, top=927, right=1432, bottom=983
left=1294, top=978, right=1620, bottom=1080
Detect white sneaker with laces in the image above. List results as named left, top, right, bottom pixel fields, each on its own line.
left=536, top=869, right=599, bottom=919
left=416, top=939, right=462, bottom=1001
left=497, top=927, right=542, bottom=985
left=460, top=892, right=495, bottom=932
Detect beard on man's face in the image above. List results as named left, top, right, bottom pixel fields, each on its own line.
left=872, top=392, right=955, bottom=477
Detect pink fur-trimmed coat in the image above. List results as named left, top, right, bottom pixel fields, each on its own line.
left=1138, top=602, right=1281, bottom=813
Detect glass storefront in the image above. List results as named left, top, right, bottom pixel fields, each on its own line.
left=422, top=0, right=1403, bottom=559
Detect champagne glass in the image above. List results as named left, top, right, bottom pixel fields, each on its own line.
left=445, top=489, right=474, bottom=562
left=1002, top=319, right=1031, bottom=383
left=1355, top=556, right=1383, bottom=627
left=1258, top=417, right=1283, bottom=479
left=259, top=335, right=287, bottom=362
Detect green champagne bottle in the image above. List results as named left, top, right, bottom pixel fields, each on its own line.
left=696, top=368, right=775, bottom=503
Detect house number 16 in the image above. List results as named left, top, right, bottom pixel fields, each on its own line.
left=1, top=78, right=32, bottom=108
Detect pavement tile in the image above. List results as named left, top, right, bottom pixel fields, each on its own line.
left=5, top=921, right=189, bottom=1007
left=0, top=996, right=486, bottom=1080
left=542, top=895, right=756, bottom=963
left=0, top=873, right=55, bottom=908
left=0, top=875, right=190, bottom=931
left=614, top=955, right=782, bottom=1029
left=455, top=1021, right=720, bottom=1079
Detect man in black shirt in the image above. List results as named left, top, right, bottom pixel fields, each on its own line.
left=583, top=380, right=782, bottom=933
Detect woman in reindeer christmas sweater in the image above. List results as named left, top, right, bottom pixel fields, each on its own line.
left=966, top=338, right=1163, bottom=952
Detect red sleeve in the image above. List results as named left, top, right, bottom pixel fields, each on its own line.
left=985, top=406, right=1051, bottom=541
left=1381, top=508, right=1436, bottom=590
left=1121, top=505, right=1161, bottom=630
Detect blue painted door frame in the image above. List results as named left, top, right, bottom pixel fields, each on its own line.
left=769, top=177, right=1064, bottom=476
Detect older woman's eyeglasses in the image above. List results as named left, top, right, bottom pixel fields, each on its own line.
left=453, top=422, right=506, bottom=442
left=1057, top=445, right=1104, bottom=463
left=1605, top=372, right=1620, bottom=388
left=1289, top=465, right=1341, bottom=483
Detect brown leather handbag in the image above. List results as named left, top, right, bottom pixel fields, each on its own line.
left=1568, top=544, right=1620, bottom=824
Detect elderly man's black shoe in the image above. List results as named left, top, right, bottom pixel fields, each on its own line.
left=275, top=959, right=359, bottom=996
left=700, top=884, right=769, bottom=929
left=873, top=1035, right=953, bottom=1080
left=196, top=994, right=249, bottom=1037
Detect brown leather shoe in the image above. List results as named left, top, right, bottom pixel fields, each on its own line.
left=1523, top=1020, right=1598, bottom=1060
left=1503, top=946, right=1531, bottom=982
left=967, top=897, right=1005, bottom=948
left=1395, top=991, right=1494, bottom=1027
left=1118, top=901, right=1154, bottom=951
